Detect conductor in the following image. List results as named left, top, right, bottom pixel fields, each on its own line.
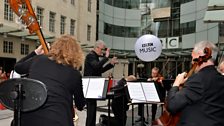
left=84, top=40, right=118, bottom=126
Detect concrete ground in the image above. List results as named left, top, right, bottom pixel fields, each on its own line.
left=0, top=100, right=162, bottom=126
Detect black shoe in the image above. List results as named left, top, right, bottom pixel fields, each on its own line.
left=135, top=117, right=145, bottom=122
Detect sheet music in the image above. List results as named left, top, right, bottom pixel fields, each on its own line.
left=82, top=78, right=90, bottom=97
left=85, top=78, right=106, bottom=99
left=141, top=82, right=160, bottom=102
left=127, top=82, right=146, bottom=103
left=127, top=82, right=160, bottom=103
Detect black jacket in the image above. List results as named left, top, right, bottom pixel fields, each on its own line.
left=167, top=65, right=224, bottom=126
left=84, top=50, right=114, bottom=76
left=15, top=51, right=85, bottom=126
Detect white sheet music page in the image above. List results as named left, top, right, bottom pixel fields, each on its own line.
left=86, top=78, right=105, bottom=99
left=141, top=82, right=160, bottom=102
left=82, top=78, right=90, bottom=97
left=127, top=82, right=146, bottom=103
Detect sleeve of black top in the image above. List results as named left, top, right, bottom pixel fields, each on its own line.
left=73, top=73, right=86, bottom=111
left=167, top=75, right=203, bottom=114
left=88, top=54, right=109, bottom=70
left=101, top=63, right=114, bottom=73
left=14, top=51, right=37, bottom=75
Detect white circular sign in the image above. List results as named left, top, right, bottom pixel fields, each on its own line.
left=135, top=34, right=162, bottom=62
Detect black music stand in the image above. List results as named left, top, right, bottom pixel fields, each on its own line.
left=0, top=78, right=47, bottom=126
left=162, top=79, right=174, bottom=91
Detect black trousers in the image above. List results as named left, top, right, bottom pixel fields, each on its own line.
left=86, top=99, right=97, bottom=126
left=112, top=96, right=128, bottom=126
left=137, top=104, right=157, bottom=121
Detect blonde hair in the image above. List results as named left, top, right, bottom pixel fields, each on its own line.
left=47, top=35, right=84, bottom=69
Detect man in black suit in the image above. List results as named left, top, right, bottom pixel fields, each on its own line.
left=84, top=40, right=118, bottom=126
left=167, top=41, right=224, bottom=126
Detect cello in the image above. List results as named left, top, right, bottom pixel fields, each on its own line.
left=152, top=47, right=212, bottom=126
left=9, top=0, right=49, bottom=54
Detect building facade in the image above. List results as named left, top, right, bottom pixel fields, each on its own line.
left=151, top=0, right=224, bottom=78
left=0, top=0, right=97, bottom=73
left=99, top=0, right=224, bottom=79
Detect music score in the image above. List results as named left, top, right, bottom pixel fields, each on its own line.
left=82, top=78, right=108, bottom=99
left=127, top=82, right=160, bottom=103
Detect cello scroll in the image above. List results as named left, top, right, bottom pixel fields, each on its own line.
left=9, top=0, right=49, bottom=54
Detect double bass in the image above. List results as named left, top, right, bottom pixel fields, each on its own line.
left=152, top=47, right=212, bottom=126
left=9, top=0, right=49, bottom=54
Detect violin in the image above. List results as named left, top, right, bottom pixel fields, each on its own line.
left=9, top=0, right=49, bottom=54
left=152, top=47, right=212, bottom=126
left=148, top=73, right=164, bottom=84
left=156, top=74, right=164, bottom=84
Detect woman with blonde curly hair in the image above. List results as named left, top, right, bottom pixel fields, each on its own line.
left=15, top=35, right=86, bottom=126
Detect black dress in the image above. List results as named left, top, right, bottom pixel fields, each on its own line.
left=15, top=51, right=86, bottom=126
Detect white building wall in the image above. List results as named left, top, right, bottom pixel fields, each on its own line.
left=180, top=1, right=196, bottom=23
left=181, top=0, right=219, bottom=49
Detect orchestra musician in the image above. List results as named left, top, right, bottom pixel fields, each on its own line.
left=147, top=67, right=165, bottom=122
left=14, top=35, right=86, bottom=126
left=84, top=40, right=118, bottom=126
left=136, top=67, right=165, bottom=123
left=167, top=41, right=224, bottom=126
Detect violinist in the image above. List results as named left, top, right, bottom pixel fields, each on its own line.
left=136, top=67, right=165, bottom=123
left=147, top=67, right=165, bottom=122
left=167, top=41, right=224, bottom=126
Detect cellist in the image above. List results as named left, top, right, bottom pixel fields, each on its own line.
left=167, top=41, right=224, bottom=126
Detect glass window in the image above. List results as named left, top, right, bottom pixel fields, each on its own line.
left=60, top=15, right=66, bottom=34
left=88, top=0, right=91, bottom=12
left=180, top=0, right=194, bottom=4
left=104, top=0, right=139, bottom=9
left=49, top=12, right=56, bottom=32
left=3, top=41, right=13, bottom=53
left=70, top=19, right=76, bottom=35
left=219, top=23, right=224, bottom=37
left=181, top=21, right=196, bottom=35
left=87, top=25, right=91, bottom=41
left=37, top=7, right=44, bottom=27
left=4, top=0, right=13, bottom=21
left=21, top=43, right=29, bottom=55
left=71, top=0, right=75, bottom=5
left=158, top=21, right=170, bottom=37
left=104, top=23, right=139, bottom=38
left=152, top=0, right=170, bottom=8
